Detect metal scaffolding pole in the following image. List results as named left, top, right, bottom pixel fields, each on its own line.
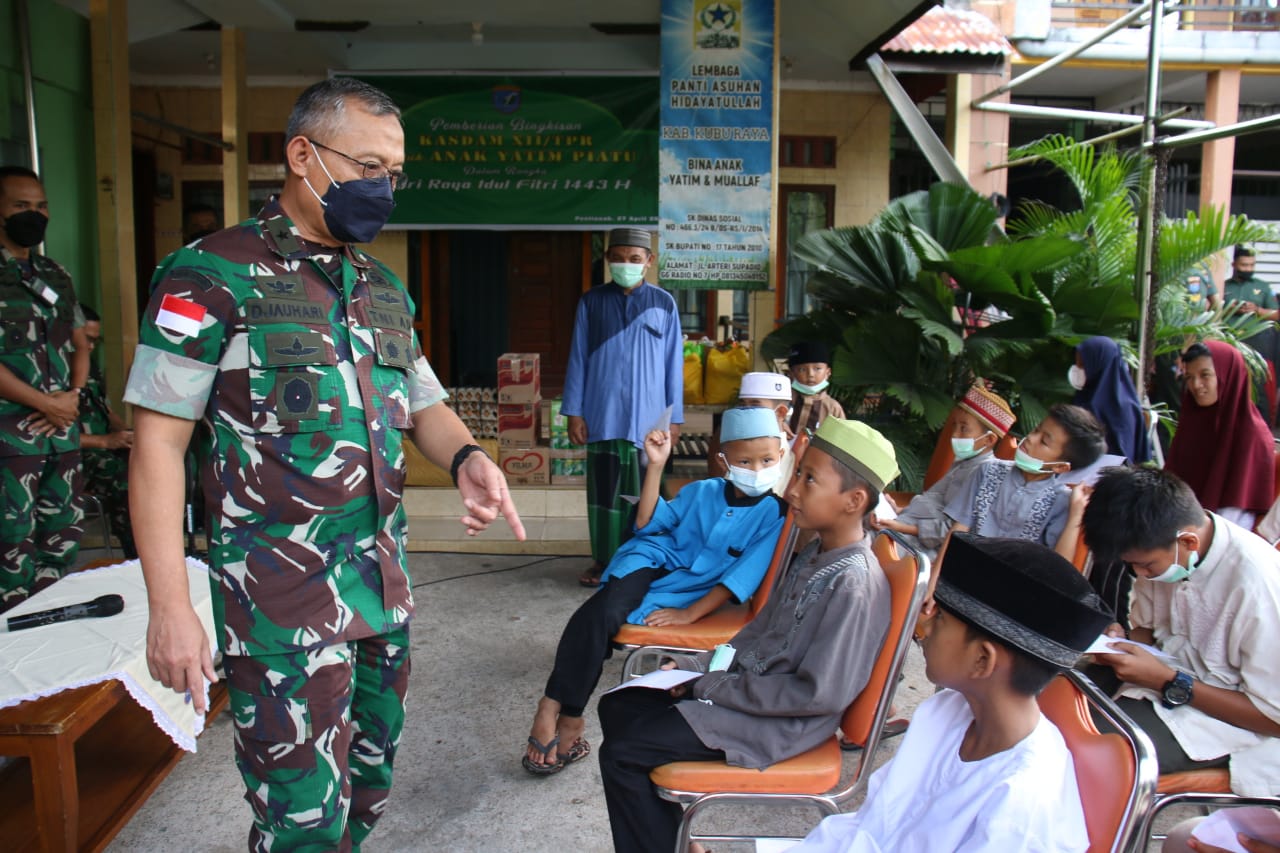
left=1134, top=0, right=1166, bottom=401
left=1154, top=112, right=1280, bottom=150
left=975, top=101, right=1211, bottom=131
left=972, top=2, right=1152, bottom=107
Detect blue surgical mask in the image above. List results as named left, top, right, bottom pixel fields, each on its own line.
left=792, top=379, right=829, bottom=396
left=1149, top=535, right=1199, bottom=583
left=304, top=141, right=396, bottom=244
left=610, top=262, right=647, bottom=289
left=721, top=457, right=782, bottom=497
left=1187, top=282, right=1202, bottom=295
left=951, top=432, right=992, bottom=461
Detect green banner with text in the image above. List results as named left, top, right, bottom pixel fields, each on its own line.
left=354, top=75, right=660, bottom=229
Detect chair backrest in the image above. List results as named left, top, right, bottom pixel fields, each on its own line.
left=748, top=432, right=809, bottom=617
left=833, top=529, right=930, bottom=800
left=922, top=412, right=1017, bottom=491
left=1039, top=670, right=1158, bottom=853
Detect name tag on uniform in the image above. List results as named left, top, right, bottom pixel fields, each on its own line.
left=34, top=279, right=59, bottom=306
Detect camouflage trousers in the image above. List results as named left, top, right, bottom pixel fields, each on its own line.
left=225, top=627, right=411, bottom=853
left=82, top=447, right=137, bottom=559
left=0, top=450, right=83, bottom=612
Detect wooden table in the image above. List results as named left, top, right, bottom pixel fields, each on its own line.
left=0, top=679, right=226, bottom=852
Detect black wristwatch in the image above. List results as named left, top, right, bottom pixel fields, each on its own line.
left=1161, top=671, right=1194, bottom=709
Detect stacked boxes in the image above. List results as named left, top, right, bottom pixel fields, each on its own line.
left=444, top=387, right=497, bottom=439
left=497, top=353, right=545, bottom=484
left=543, top=398, right=587, bottom=486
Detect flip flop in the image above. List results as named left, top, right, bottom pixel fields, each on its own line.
left=558, top=736, right=591, bottom=767
left=521, top=735, right=565, bottom=776
left=840, top=718, right=909, bottom=752
left=578, top=563, right=604, bottom=588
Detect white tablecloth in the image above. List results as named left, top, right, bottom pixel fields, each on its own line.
left=0, top=558, right=216, bottom=751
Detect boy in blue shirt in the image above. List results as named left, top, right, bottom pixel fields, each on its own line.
left=523, top=406, right=788, bottom=775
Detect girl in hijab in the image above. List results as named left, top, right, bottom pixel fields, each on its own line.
left=1070, top=336, right=1152, bottom=464
left=1166, top=340, right=1276, bottom=530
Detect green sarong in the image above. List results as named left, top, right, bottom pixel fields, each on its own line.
left=586, top=439, right=643, bottom=565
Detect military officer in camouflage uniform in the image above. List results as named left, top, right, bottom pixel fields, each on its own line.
left=76, top=305, right=137, bottom=559
left=1224, top=245, right=1280, bottom=424
left=125, top=78, right=526, bottom=852
left=0, top=165, right=90, bottom=611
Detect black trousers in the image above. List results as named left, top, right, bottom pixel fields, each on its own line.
left=544, top=568, right=667, bottom=717
left=1084, top=665, right=1229, bottom=774
left=598, top=688, right=725, bottom=853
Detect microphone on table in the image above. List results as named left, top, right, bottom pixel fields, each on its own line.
left=3, top=594, right=125, bottom=632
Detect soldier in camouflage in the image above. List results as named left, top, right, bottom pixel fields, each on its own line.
left=77, top=305, right=137, bottom=559
left=125, top=78, right=526, bottom=852
left=0, top=165, right=90, bottom=611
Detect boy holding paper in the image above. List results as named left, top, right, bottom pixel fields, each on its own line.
left=524, top=406, right=788, bottom=776
left=1082, top=466, right=1280, bottom=795
left=597, top=418, right=898, bottom=853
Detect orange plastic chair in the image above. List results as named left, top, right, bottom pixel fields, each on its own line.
left=646, top=529, right=929, bottom=851
left=612, top=433, right=809, bottom=679
left=1040, top=670, right=1158, bottom=853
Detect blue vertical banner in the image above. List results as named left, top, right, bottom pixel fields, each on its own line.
left=658, top=0, right=775, bottom=290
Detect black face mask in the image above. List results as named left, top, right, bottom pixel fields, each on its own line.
left=1236, top=271, right=1255, bottom=282
left=3, top=210, right=48, bottom=248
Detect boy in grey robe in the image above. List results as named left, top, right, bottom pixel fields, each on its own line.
left=597, top=418, right=899, bottom=853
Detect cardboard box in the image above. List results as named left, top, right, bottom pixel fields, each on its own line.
left=551, top=456, right=587, bottom=478
left=497, top=353, right=541, bottom=404
left=540, top=398, right=570, bottom=440
left=498, top=403, right=540, bottom=447
left=551, top=474, right=586, bottom=487
left=499, top=446, right=549, bottom=485
left=550, top=447, right=587, bottom=460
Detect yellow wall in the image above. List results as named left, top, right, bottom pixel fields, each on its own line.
left=778, top=89, right=891, bottom=227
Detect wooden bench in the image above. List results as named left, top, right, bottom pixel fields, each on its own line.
left=0, top=679, right=227, bottom=852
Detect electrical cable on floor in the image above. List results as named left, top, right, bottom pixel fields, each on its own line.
left=411, top=555, right=565, bottom=588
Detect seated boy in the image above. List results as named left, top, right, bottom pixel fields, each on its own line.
left=789, top=534, right=1113, bottom=852
left=597, top=418, right=899, bottom=853
left=1082, top=466, right=1280, bottom=795
left=524, top=407, right=788, bottom=775
left=788, top=341, right=845, bottom=436
left=944, top=402, right=1105, bottom=561
left=872, top=383, right=1014, bottom=563
left=708, top=371, right=794, bottom=480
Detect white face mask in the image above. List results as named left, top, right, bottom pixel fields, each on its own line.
left=722, top=459, right=783, bottom=497
left=951, top=432, right=992, bottom=461
left=1068, top=365, right=1087, bottom=390
left=792, top=378, right=829, bottom=396
left=1148, top=534, right=1199, bottom=583
left=1014, top=440, right=1066, bottom=475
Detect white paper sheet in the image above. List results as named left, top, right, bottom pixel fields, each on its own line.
left=1085, top=635, right=1178, bottom=666
left=603, top=668, right=700, bottom=695
left=1192, top=807, right=1280, bottom=852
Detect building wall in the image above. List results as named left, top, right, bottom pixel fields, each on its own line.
left=0, top=0, right=98, bottom=307
left=130, top=83, right=410, bottom=284
left=779, top=89, right=892, bottom=226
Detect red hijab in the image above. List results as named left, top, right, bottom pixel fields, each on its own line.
left=1167, top=340, right=1275, bottom=514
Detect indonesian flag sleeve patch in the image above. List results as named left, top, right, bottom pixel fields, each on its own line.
left=155, top=293, right=207, bottom=337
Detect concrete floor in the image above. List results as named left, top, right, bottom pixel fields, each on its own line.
left=102, top=550, right=934, bottom=853
left=97, top=547, right=1188, bottom=852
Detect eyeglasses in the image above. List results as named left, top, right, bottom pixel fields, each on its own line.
left=308, top=139, right=406, bottom=189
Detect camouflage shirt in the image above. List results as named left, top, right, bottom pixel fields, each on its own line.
left=124, top=199, right=447, bottom=657
left=0, top=248, right=83, bottom=457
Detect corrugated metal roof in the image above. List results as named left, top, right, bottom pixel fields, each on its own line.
left=881, top=6, right=1011, bottom=56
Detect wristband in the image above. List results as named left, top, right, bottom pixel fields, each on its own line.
left=450, top=443, right=488, bottom=486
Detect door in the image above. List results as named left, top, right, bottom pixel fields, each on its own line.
left=507, top=232, right=583, bottom=395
